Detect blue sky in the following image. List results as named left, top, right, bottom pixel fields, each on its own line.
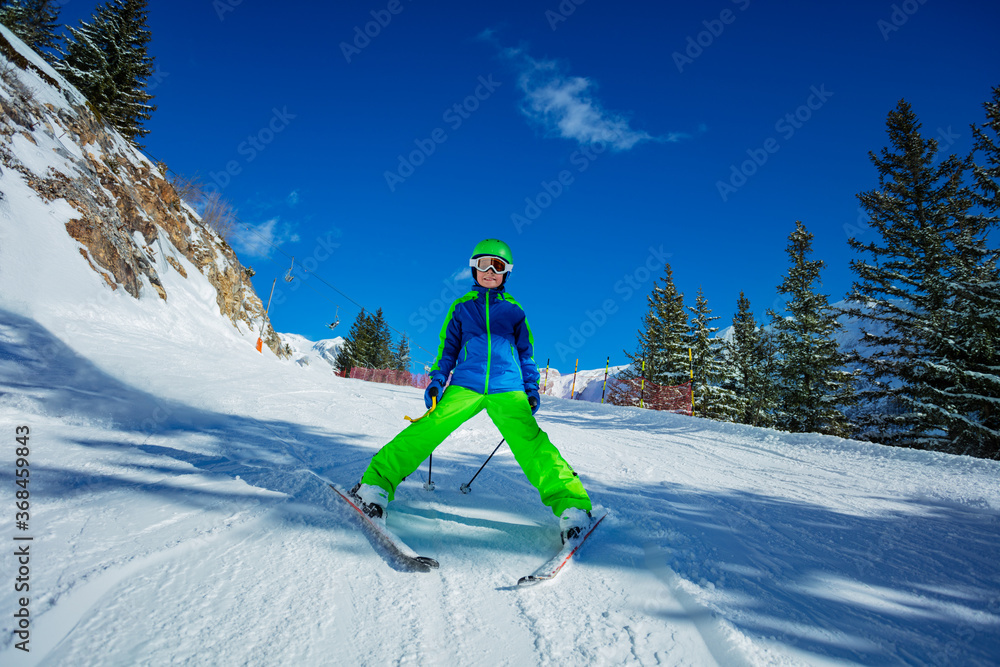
left=59, top=0, right=1000, bottom=373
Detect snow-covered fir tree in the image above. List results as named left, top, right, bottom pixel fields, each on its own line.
left=941, top=86, right=1000, bottom=458
left=54, top=0, right=156, bottom=143
left=621, top=263, right=689, bottom=387
left=0, top=0, right=61, bottom=59
left=367, top=308, right=395, bottom=370
left=725, top=292, right=778, bottom=428
left=972, top=85, right=1000, bottom=213
left=392, top=333, right=412, bottom=372
left=769, top=221, right=855, bottom=437
left=685, top=287, right=735, bottom=421
left=335, top=310, right=372, bottom=375
left=844, top=99, right=981, bottom=452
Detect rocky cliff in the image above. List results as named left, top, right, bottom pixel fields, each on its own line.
left=0, top=25, right=285, bottom=357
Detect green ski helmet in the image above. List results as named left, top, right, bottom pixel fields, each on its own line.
left=470, top=238, right=514, bottom=285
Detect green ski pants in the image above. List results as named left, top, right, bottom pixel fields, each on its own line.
left=361, top=385, right=592, bottom=517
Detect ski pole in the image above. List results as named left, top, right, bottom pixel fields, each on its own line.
left=459, top=439, right=506, bottom=494
left=424, top=453, right=435, bottom=491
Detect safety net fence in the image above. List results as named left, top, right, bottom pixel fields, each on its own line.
left=344, top=367, right=692, bottom=416
left=606, top=378, right=693, bottom=416
left=343, top=366, right=433, bottom=389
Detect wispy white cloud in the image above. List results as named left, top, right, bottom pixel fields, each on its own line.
left=230, top=218, right=300, bottom=259
left=287, top=190, right=300, bottom=206
left=485, top=38, right=691, bottom=151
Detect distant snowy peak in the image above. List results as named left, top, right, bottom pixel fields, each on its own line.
left=0, top=25, right=285, bottom=357
left=714, top=299, right=873, bottom=349
left=279, top=333, right=345, bottom=369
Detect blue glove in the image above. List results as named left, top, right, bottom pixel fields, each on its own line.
left=424, top=378, right=444, bottom=409
left=526, top=388, right=540, bottom=415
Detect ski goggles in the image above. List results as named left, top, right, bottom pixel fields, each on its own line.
left=469, top=255, right=513, bottom=274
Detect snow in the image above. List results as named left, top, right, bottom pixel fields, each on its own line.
left=540, top=364, right=626, bottom=401
left=280, top=332, right=345, bottom=370
left=3, top=298, right=999, bottom=666
left=3, top=27, right=1000, bottom=666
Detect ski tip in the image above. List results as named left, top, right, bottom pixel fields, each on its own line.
left=415, top=556, right=440, bottom=569
left=517, top=575, right=545, bottom=587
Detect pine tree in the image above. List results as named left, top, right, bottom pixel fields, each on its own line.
left=0, top=0, right=61, bottom=59
left=769, top=221, right=855, bottom=437
left=55, top=0, right=156, bottom=143
left=844, top=99, right=981, bottom=451
left=972, top=85, right=1000, bottom=212
left=392, top=333, right=412, bottom=372
left=335, top=310, right=372, bottom=375
left=368, top=308, right=394, bottom=369
left=942, top=85, right=1000, bottom=457
left=611, top=264, right=690, bottom=410
left=622, top=264, right=689, bottom=386
left=685, top=287, right=735, bottom=421
left=725, top=293, right=778, bottom=427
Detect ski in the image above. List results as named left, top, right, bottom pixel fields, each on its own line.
left=517, top=512, right=607, bottom=586
left=329, top=483, right=439, bottom=573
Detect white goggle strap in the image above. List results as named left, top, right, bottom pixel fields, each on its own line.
left=469, top=257, right=512, bottom=273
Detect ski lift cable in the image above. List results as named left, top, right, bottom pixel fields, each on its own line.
left=233, top=218, right=433, bottom=356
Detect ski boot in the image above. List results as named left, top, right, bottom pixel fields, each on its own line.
left=350, top=482, right=388, bottom=520
left=560, top=507, right=593, bottom=543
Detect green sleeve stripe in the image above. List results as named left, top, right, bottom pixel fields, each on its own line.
left=430, top=291, right=477, bottom=373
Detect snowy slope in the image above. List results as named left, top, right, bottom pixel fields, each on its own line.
left=2, top=299, right=999, bottom=666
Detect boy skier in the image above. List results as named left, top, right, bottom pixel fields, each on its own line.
left=352, top=239, right=593, bottom=542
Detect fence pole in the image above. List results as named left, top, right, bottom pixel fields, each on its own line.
left=689, top=347, right=695, bottom=417
left=639, top=357, right=646, bottom=408
left=601, top=355, right=609, bottom=404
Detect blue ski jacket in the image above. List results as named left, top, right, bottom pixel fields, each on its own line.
left=429, top=284, right=539, bottom=395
